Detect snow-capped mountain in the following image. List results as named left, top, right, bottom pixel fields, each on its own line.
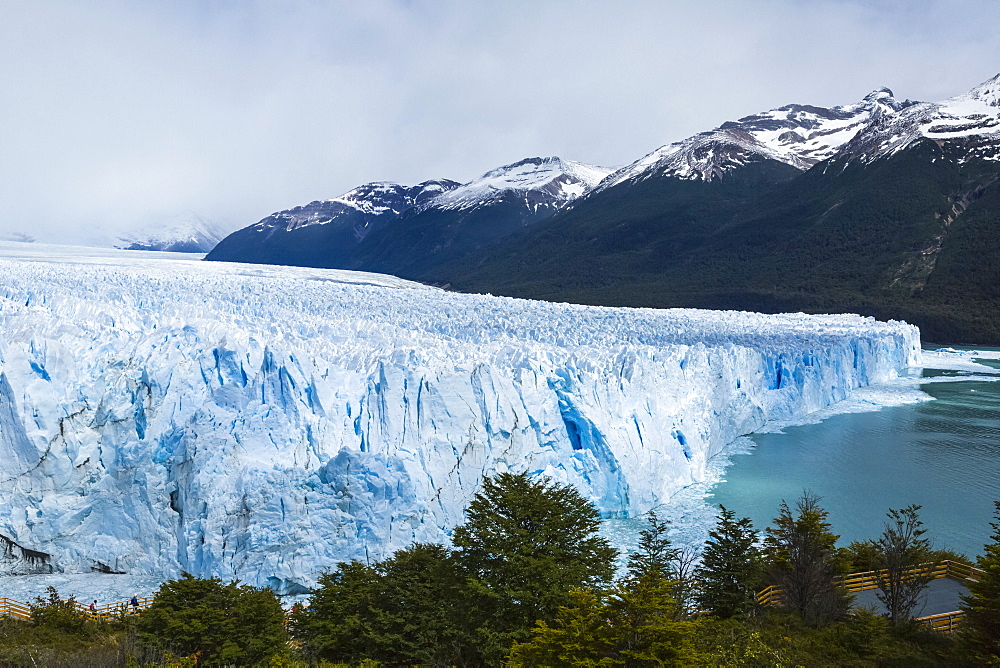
left=115, top=214, right=230, bottom=253
left=205, top=76, right=998, bottom=343
left=833, top=73, right=1000, bottom=164
left=250, top=180, right=460, bottom=240
left=206, top=180, right=460, bottom=268
left=206, top=157, right=611, bottom=273
left=430, top=157, right=612, bottom=212
left=440, top=76, right=1000, bottom=345
left=596, top=88, right=915, bottom=187
left=0, top=243, right=919, bottom=589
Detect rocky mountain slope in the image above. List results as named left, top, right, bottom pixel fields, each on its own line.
left=206, top=158, right=610, bottom=274
left=206, top=180, right=459, bottom=267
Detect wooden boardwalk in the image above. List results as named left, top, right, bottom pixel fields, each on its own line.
left=0, top=595, right=154, bottom=622
left=756, top=560, right=981, bottom=633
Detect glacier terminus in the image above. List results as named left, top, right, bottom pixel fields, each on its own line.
left=0, top=243, right=920, bottom=594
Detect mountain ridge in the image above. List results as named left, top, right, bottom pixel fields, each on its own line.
left=206, top=76, right=1000, bottom=343
left=206, top=156, right=612, bottom=271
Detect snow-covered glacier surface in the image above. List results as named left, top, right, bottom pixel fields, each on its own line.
left=0, top=243, right=920, bottom=593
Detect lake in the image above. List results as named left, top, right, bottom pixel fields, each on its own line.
left=707, top=348, right=1000, bottom=559
left=603, top=347, right=1000, bottom=562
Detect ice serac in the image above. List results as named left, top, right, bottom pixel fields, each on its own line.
left=0, top=245, right=920, bottom=593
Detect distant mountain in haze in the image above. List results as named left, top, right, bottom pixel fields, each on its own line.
left=206, top=75, right=1000, bottom=344
left=0, top=215, right=229, bottom=253
left=0, top=233, right=36, bottom=243
left=115, top=214, right=229, bottom=253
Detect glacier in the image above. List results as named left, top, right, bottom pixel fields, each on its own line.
left=0, top=243, right=920, bottom=594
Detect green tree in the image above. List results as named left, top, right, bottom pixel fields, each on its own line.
left=295, top=543, right=478, bottom=666
left=291, top=560, right=380, bottom=662
left=695, top=506, right=763, bottom=619
left=961, top=500, right=1000, bottom=664
left=137, top=573, right=287, bottom=666
left=611, top=511, right=703, bottom=664
left=452, top=471, right=618, bottom=662
left=873, top=505, right=933, bottom=626
left=507, top=589, right=620, bottom=667
left=841, top=540, right=882, bottom=574
left=370, top=543, right=478, bottom=666
left=626, top=511, right=699, bottom=621
left=508, top=584, right=705, bottom=668
left=626, top=511, right=678, bottom=582
left=764, top=492, right=850, bottom=624
left=607, top=580, right=704, bottom=667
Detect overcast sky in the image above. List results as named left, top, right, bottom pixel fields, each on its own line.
left=1, top=0, right=998, bottom=242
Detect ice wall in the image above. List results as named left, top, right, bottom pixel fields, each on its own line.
left=0, top=246, right=920, bottom=592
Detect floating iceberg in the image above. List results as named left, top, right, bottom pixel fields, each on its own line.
left=0, top=243, right=920, bottom=593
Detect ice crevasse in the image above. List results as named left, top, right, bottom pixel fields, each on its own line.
left=0, top=248, right=920, bottom=593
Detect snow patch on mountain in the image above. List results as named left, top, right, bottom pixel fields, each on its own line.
left=243, top=157, right=610, bottom=241
left=250, top=180, right=461, bottom=241
left=0, top=243, right=919, bottom=592
left=832, top=74, right=1000, bottom=164
left=429, top=157, right=613, bottom=212
left=598, top=88, right=914, bottom=186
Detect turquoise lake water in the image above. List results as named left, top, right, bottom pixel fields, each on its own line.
left=708, top=351, right=1000, bottom=559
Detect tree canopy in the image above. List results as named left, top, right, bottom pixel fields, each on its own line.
left=696, top=505, right=763, bottom=619
left=136, top=573, right=287, bottom=666
left=451, top=471, right=618, bottom=659
left=764, top=492, right=850, bottom=624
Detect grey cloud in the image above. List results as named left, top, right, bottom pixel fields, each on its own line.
left=1, top=0, right=998, bottom=242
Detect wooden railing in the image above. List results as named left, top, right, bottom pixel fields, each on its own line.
left=919, top=610, right=965, bottom=634
left=756, top=585, right=781, bottom=607
left=756, top=560, right=983, bottom=634
left=0, top=598, right=32, bottom=622
left=840, top=561, right=947, bottom=593
left=0, top=595, right=155, bottom=622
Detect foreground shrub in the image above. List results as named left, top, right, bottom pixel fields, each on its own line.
left=28, top=586, right=92, bottom=636
left=293, top=544, right=479, bottom=666
left=137, top=573, right=287, bottom=666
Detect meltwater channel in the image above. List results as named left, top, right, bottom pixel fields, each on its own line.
left=707, top=348, right=1000, bottom=559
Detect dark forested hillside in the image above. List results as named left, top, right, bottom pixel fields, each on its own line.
left=349, top=192, right=570, bottom=279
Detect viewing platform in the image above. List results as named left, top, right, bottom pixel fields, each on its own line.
left=756, top=560, right=982, bottom=633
